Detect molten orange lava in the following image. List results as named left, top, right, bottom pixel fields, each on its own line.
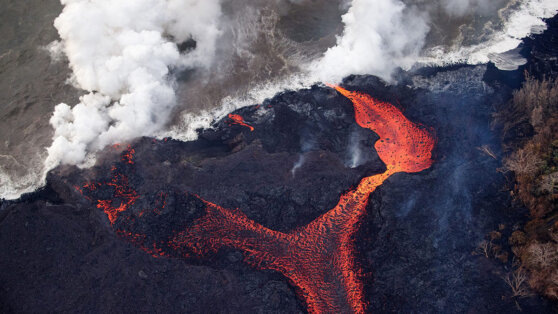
left=79, top=146, right=139, bottom=225
left=96, top=172, right=138, bottom=225
left=171, top=86, right=434, bottom=313
left=121, top=145, right=136, bottom=164
left=82, top=87, right=435, bottom=313
left=228, top=113, right=254, bottom=131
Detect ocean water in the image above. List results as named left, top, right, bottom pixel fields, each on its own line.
left=1, top=0, right=557, bottom=200
left=0, top=1, right=79, bottom=199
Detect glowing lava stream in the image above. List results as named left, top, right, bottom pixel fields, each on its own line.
left=170, top=86, right=435, bottom=313
left=82, top=86, right=435, bottom=313
left=227, top=113, right=254, bottom=131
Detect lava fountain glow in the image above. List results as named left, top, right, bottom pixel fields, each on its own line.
left=81, top=87, right=435, bottom=313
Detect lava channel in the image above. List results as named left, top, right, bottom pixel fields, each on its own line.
left=81, top=86, right=435, bottom=313
left=227, top=113, right=254, bottom=131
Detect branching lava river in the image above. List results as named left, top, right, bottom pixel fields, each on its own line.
left=80, top=86, right=435, bottom=313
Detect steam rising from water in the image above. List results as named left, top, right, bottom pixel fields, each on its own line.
left=309, top=0, right=429, bottom=83
left=166, top=0, right=558, bottom=144
left=1, top=0, right=558, bottom=199
left=45, top=0, right=221, bottom=169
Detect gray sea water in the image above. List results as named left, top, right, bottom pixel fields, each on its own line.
left=0, top=0, right=555, bottom=199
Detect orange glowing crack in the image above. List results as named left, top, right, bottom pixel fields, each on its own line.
left=82, top=87, right=435, bottom=313
left=228, top=113, right=254, bottom=131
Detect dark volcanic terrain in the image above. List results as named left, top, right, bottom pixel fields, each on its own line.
left=1, top=15, right=558, bottom=314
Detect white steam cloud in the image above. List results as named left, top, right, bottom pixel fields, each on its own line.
left=309, top=0, right=430, bottom=82
left=168, top=0, right=432, bottom=143
left=2, top=0, right=555, bottom=201
left=165, top=0, right=558, bottom=144
left=45, top=0, right=221, bottom=169
left=39, top=0, right=558, bottom=167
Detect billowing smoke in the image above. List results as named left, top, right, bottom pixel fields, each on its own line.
left=309, top=0, right=430, bottom=82
left=45, top=0, right=222, bottom=169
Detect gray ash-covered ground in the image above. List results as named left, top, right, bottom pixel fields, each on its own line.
left=2, top=17, right=558, bottom=314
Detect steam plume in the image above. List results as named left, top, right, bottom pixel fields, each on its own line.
left=12, top=0, right=554, bottom=202
left=40, top=0, right=558, bottom=167
left=309, top=0, right=430, bottom=82
left=165, top=0, right=558, bottom=145
left=45, top=0, right=222, bottom=169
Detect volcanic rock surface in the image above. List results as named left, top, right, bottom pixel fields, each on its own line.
left=3, top=18, right=558, bottom=312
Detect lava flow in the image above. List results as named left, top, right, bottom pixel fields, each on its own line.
left=81, top=86, right=435, bottom=313
left=78, top=145, right=139, bottom=224
left=227, top=113, right=254, bottom=131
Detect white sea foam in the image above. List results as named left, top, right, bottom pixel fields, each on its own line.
left=164, top=72, right=313, bottom=141
left=0, top=154, right=46, bottom=200
left=420, top=0, right=558, bottom=69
